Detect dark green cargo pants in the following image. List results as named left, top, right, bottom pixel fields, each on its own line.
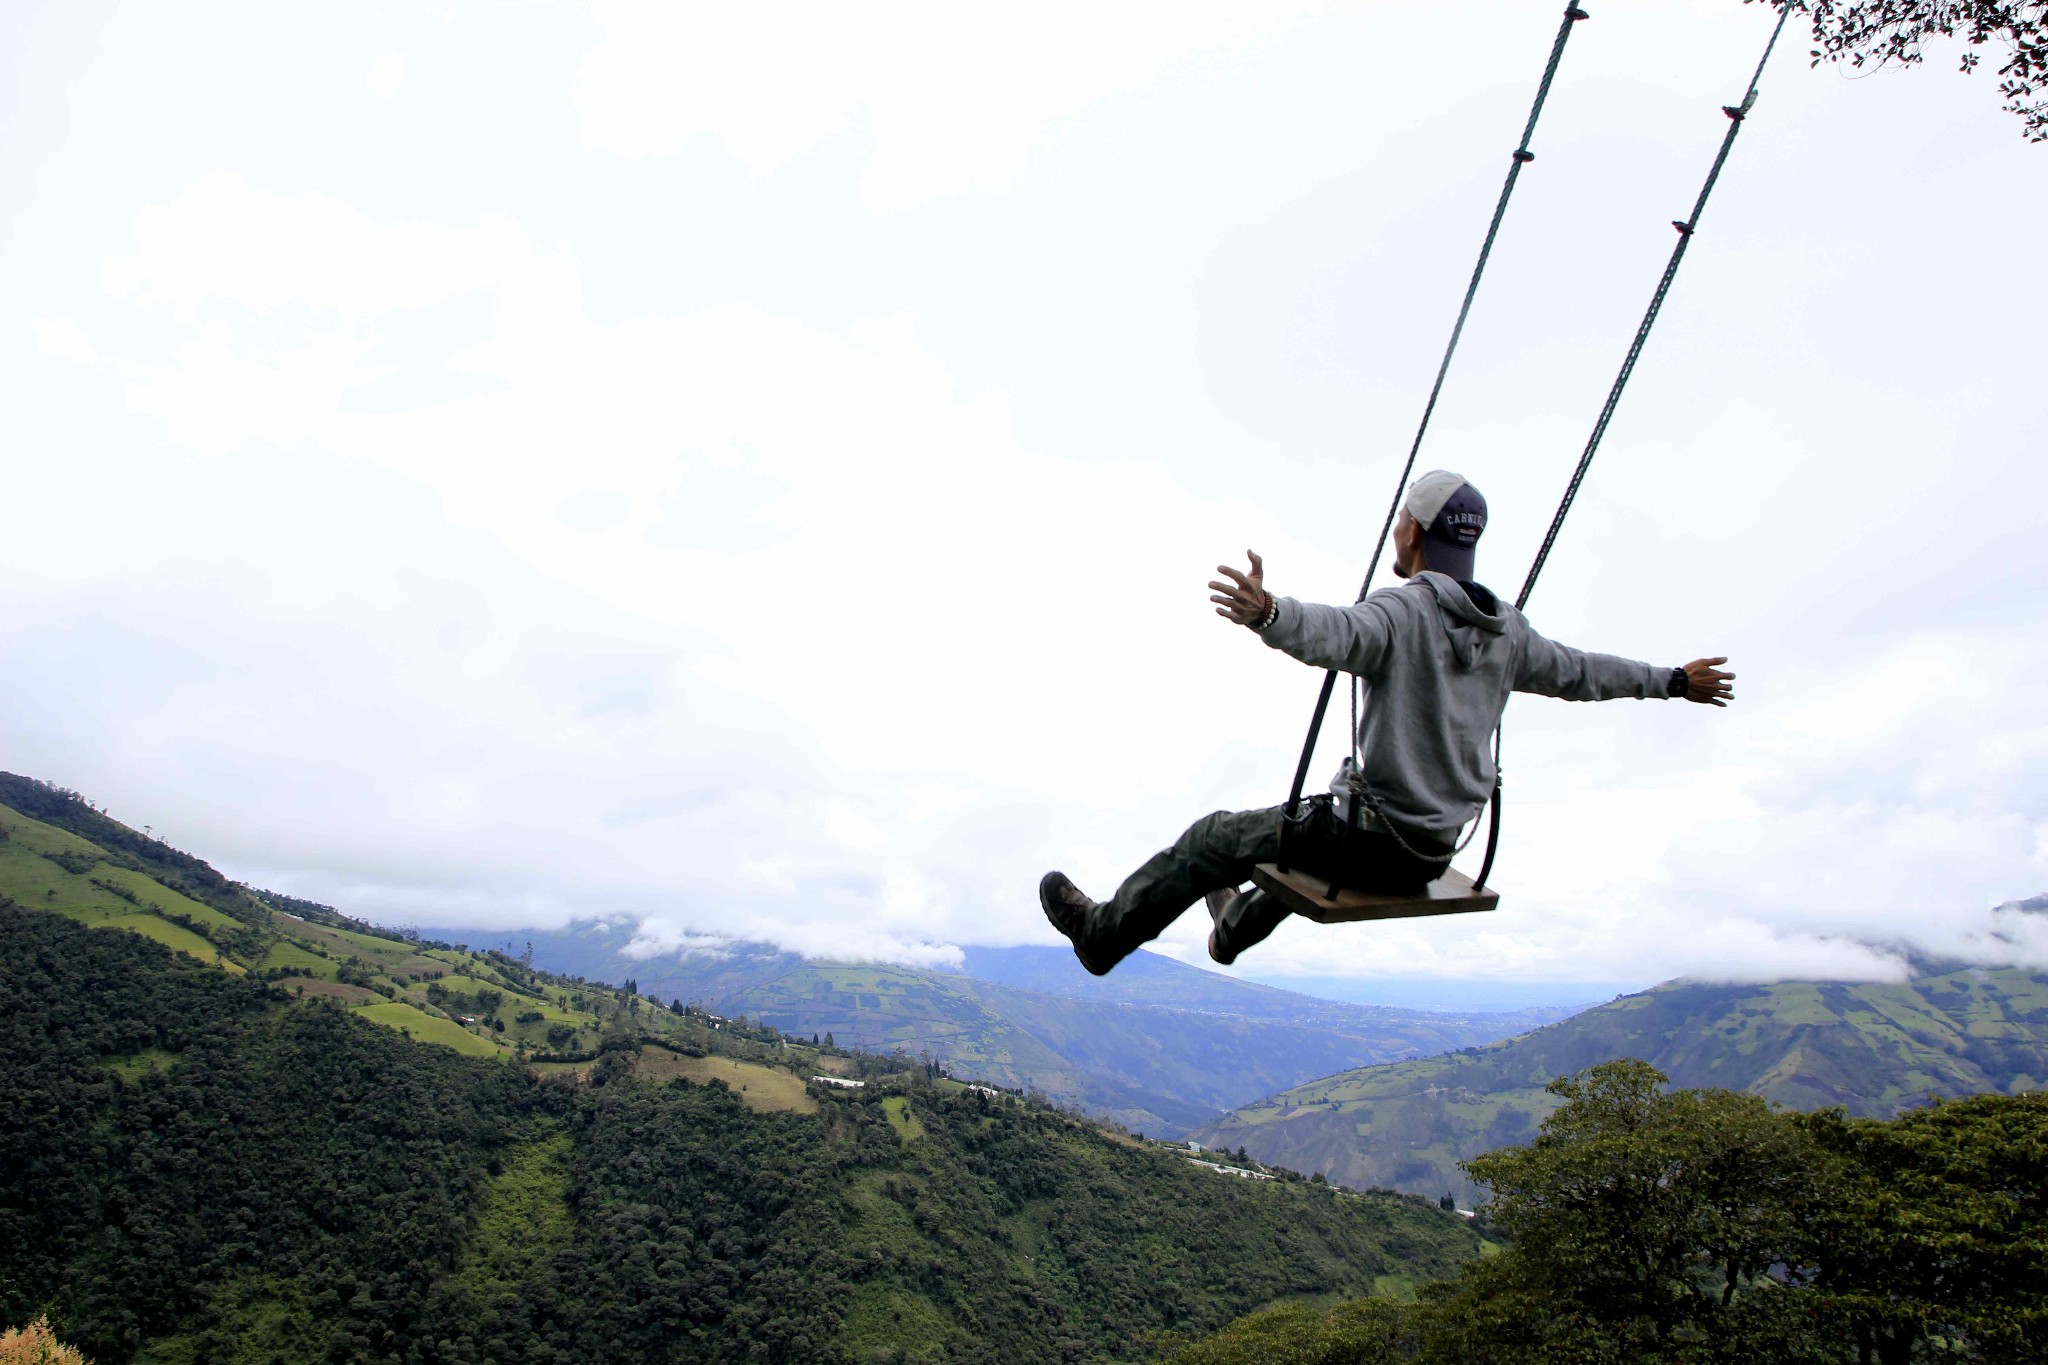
left=1091, top=795, right=1450, bottom=964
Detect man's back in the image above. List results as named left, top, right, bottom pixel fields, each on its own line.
left=1256, top=571, right=1668, bottom=841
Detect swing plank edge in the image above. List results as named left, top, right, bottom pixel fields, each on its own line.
left=1250, top=863, right=1499, bottom=923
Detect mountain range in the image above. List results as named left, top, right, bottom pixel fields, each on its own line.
left=425, top=919, right=1581, bottom=1136
left=1192, top=957, right=2048, bottom=1203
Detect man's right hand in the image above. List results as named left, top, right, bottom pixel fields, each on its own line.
left=1209, top=551, right=1269, bottom=626
left=1681, top=657, right=1735, bottom=706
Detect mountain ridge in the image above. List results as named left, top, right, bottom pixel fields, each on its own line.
left=1193, top=960, right=2048, bottom=1203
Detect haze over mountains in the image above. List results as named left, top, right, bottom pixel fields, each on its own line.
left=417, top=921, right=1580, bottom=1136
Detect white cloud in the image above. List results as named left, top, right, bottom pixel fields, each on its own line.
left=94, top=176, right=1348, bottom=816
left=367, top=52, right=406, bottom=99
left=32, top=318, right=98, bottom=366
left=101, top=171, right=531, bottom=320
left=49, top=168, right=2048, bottom=980
left=8, top=0, right=2046, bottom=998
left=574, top=0, right=1338, bottom=210
left=57, top=173, right=1345, bottom=965
left=123, top=318, right=385, bottom=455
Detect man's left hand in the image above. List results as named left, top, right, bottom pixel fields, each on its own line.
left=1681, top=657, right=1735, bottom=706
left=1209, top=551, right=1268, bottom=625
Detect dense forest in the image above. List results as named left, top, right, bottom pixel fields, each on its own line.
left=1164, top=1061, right=2047, bottom=1364
left=0, top=901, right=1481, bottom=1364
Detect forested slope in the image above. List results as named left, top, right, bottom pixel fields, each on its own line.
left=1164, top=1063, right=2048, bottom=1365
left=1194, top=964, right=2048, bottom=1203
left=0, top=884, right=1483, bottom=1362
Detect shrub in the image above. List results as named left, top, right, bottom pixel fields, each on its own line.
left=0, top=1317, right=92, bottom=1364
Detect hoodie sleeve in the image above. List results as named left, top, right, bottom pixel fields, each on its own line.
left=1254, top=594, right=1401, bottom=676
left=1513, top=621, right=1666, bottom=701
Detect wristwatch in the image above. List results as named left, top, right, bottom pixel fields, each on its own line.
left=1667, top=666, right=1688, bottom=698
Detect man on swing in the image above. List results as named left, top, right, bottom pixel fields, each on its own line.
left=1040, top=470, right=1734, bottom=975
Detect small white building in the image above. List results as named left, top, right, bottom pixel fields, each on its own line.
left=811, top=1075, right=865, bottom=1089
left=1186, top=1158, right=1275, bottom=1182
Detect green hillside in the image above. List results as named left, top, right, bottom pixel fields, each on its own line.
left=0, top=776, right=1489, bottom=1362
left=0, top=779, right=711, bottom=1062
left=463, top=923, right=1585, bottom=1137
left=0, top=903, right=1483, bottom=1365
left=1194, top=966, right=2048, bottom=1204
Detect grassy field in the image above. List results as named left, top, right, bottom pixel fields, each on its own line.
left=99, top=912, right=231, bottom=966
left=0, top=804, right=272, bottom=980
left=101, top=1048, right=179, bottom=1081
left=632, top=1049, right=817, bottom=1113
left=882, top=1094, right=927, bottom=1141
left=0, top=805, right=238, bottom=966
left=253, top=939, right=333, bottom=977
left=278, top=977, right=379, bottom=1003
left=455, top=1130, right=574, bottom=1303
left=352, top=1000, right=512, bottom=1058
left=278, top=918, right=450, bottom=982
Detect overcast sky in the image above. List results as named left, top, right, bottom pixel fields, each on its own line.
left=4, top=0, right=2045, bottom=1004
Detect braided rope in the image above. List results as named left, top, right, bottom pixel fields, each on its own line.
left=1515, top=3, right=1790, bottom=611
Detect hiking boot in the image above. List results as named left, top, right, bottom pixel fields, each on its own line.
left=1205, top=887, right=1243, bottom=966
left=1039, top=871, right=1118, bottom=976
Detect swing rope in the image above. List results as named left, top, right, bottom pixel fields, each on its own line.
left=1283, top=3, right=1591, bottom=824
left=1515, top=0, right=1791, bottom=611
left=1282, top=3, right=1792, bottom=896
left=1472, top=1, right=1791, bottom=890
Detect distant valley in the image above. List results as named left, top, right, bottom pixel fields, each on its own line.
left=1194, top=954, right=2048, bottom=1202
left=422, top=920, right=1581, bottom=1136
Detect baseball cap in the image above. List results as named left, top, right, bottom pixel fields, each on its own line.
left=1402, top=470, right=1487, bottom=581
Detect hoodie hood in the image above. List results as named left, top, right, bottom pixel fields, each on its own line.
left=1415, top=571, right=1506, bottom=669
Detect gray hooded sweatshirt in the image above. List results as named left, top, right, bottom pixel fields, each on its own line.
left=1257, top=571, right=1673, bottom=842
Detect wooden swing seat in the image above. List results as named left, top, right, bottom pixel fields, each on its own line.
left=1249, top=862, right=1499, bottom=923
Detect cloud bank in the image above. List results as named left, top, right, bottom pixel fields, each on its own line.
left=2, top=0, right=2044, bottom=990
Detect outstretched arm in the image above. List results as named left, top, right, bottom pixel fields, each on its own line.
left=1208, top=551, right=1398, bottom=675
left=1515, top=622, right=1737, bottom=705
